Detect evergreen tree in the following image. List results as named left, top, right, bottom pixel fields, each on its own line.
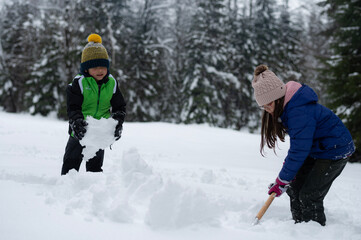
left=102, top=0, right=132, bottom=79
left=252, top=0, right=302, bottom=82
left=182, top=0, right=240, bottom=127
left=169, top=0, right=197, bottom=123
left=26, top=0, right=81, bottom=118
left=122, top=0, right=170, bottom=121
left=223, top=0, right=258, bottom=129
left=319, top=0, right=361, bottom=162
left=296, top=4, right=329, bottom=104
left=274, top=0, right=303, bottom=81
left=0, top=1, right=41, bottom=113
left=252, top=0, right=279, bottom=67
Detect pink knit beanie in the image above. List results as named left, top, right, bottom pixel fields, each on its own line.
left=252, top=65, right=286, bottom=106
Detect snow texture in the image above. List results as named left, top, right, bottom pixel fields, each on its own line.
left=79, top=116, right=118, bottom=161
left=0, top=111, right=360, bottom=240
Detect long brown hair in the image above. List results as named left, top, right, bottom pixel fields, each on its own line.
left=260, top=96, right=287, bottom=156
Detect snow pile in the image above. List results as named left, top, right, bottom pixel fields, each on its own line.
left=45, top=148, right=153, bottom=224
left=42, top=147, right=223, bottom=229
left=54, top=170, right=134, bottom=223
left=79, top=117, right=118, bottom=160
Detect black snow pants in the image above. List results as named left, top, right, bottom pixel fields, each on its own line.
left=61, top=136, right=104, bottom=175
left=286, top=156, right=348, bottom=226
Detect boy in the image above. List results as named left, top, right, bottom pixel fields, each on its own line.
left=61, top=34, right=126, bottom=175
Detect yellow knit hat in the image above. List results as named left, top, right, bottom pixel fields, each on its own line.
left=80, top=34, right=109, bottom=73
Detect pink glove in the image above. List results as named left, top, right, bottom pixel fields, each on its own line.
left=268, top=177, right=290, bottom=197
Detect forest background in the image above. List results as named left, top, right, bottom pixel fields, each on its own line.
left=0, top=0, right=360, bottom=161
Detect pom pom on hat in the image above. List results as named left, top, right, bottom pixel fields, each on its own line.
left=80, top=33, right=109, bottom=74
left=254, top=64, right=268, bottom=76
left=252, top=64, right=286, bottom=106
left=87, top=33, right=102, bottom=44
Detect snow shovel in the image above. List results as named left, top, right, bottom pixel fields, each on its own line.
left=253, top=192, right=276, bottom=225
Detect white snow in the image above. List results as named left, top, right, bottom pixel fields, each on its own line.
left=0, top=111, right=360, bottom=240
left=79, top=116, right=118, bottom=161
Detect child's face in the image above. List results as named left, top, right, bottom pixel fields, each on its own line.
left=262, top=101, right=275, bottom=114
left=88, top=67, right=107, bottom=81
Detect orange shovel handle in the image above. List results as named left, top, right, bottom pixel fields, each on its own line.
left=255, top=192, right=276, bottom=221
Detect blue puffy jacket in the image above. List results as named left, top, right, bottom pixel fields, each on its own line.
left=278, top=85, right=355, bottom=181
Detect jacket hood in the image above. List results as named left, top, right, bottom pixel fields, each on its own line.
left=285, top=85, right=318, bottom=110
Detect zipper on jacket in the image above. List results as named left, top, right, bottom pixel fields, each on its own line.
left=95, top=84, right=101, bottom=117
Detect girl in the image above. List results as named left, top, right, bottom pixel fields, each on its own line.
left=252, top=65, right=355, bottom=226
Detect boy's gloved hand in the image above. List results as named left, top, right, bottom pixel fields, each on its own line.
left=111, top=111, right=126, bottom=124
left=112, top=111, right=126, bottom=141
left=268, top=177, right=290, bottom=197
left=114, top=123, right=123, bottom=141
left=70, top=118, right=88, bottom=140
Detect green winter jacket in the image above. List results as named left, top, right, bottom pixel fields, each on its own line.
left=78, top=74, right=116, bottom=119
left=66, top=73, right=126, bottom=135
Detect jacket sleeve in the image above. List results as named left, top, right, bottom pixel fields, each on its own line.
left=278, top=107, right=316, bottom=181
left=66, top=76, right=84, bottom=122
left=110, top=80, right=126, bottom=122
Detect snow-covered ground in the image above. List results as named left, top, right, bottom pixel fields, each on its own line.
left=0, top=111, right=360, bottom=240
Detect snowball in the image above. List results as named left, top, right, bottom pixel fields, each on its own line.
left=80, top=117, right=118, bottom=161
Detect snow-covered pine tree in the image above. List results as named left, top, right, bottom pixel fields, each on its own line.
left=222, top=0, right=258, bottom=130
left=295, top=3, right=329, bottom=104
left=101, top=0, right=131, bottom=78
left=252, top=0, right=279, bottom=68
left=146, top=0, right=179, bottom=122
left=0, top=1, right=41, bottom=113
left=166, top=0, right=197, bottom=123
left=319, top=0, right=361, bottom=162
left=181, top=0, right=240, bottom=127
left=25, top=0, right=81, bottom=118
left=122, top=0, right=171, bottom=122
left=273, top=0, right=303, bottom=82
